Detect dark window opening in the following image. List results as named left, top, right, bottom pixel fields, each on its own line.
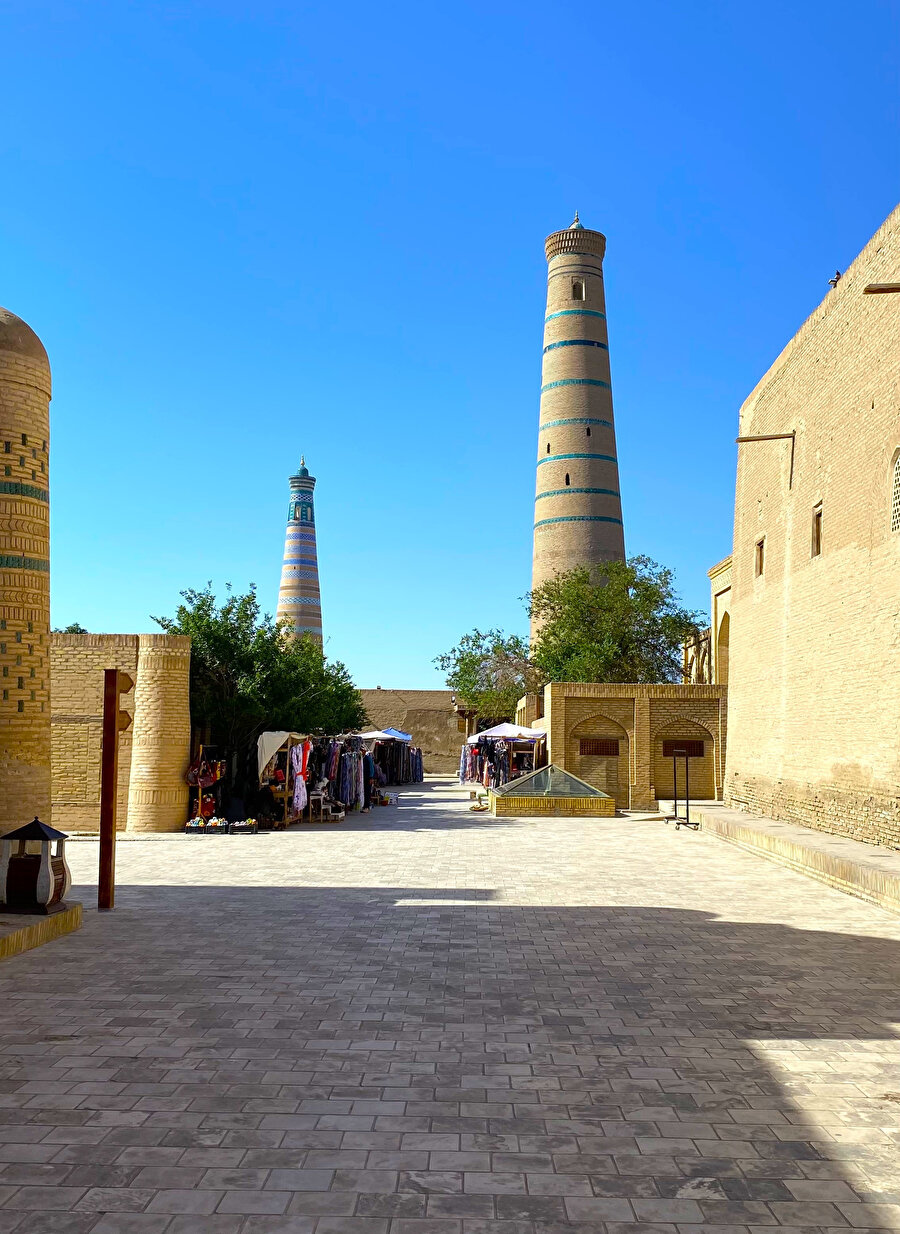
left=663, top=739, right=705, bottom=758
left=546, top=442, right=551, bottom=454
left=580, top=738, right=619, bottom=756
left=812, top=505, right=822, bottom=557
left=755, top=538, right=765, bottom=576
left=572, top=279, right=585, bottom=301
left=586, top=426, right=591, bottom=437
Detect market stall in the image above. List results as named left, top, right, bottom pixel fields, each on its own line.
left=459, top=722, right=546, bottom=789
left=354, top=728, right=424, bottom=785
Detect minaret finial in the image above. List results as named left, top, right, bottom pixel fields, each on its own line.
left=569, top=210, right=584, bottom=231
left=300, top=454, right=305, bottom=466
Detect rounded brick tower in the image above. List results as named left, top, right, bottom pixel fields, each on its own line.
left=126, top=633, right=192, bottom=832
left=276, top=457, right=323, bottom=644
left=531, top=214, right=625, bottom=638
left=0, top=308, right=52, bottom=832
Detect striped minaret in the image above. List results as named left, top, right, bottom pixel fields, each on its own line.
left=531, top=213, right=625, bottom=637
left=276, top=457, right=323, bottom=644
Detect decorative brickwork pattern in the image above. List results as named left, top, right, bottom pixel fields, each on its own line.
left=531, top=218, right=626, bottom=641
left=0, top=310, right=52, bottom=833
left=530, top=682, right=727, bottom=810
left=726, top=205, right=900, bottom=846
left=276, top=457, right=323, bottom=643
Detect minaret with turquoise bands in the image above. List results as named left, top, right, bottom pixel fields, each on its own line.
left=531, top=213, right=625, bottom=635
left=276, top=457, right=323, bottom=645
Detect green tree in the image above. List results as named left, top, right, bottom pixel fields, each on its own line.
left=153, top=583, right=366, bottom=752
left=529, top=557, right=703, bottom=684
left=53, top=622, right=88, bottom=633
left=434, top=628, right=541, bottom=726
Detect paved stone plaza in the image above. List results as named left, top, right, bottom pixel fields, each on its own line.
left=3, top=777, right=900, bottom=1233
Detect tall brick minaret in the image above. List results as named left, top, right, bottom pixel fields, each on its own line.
left=276, top=457, right=323, bottom=645
left=531, top=213, right=625, bottom=638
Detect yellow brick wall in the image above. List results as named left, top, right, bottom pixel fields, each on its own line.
left=727, top=204, right=900, bottom=846
left=50, top=635, right=139, bottom=832
left=544, top=682, right=727, bottom=810
left=0, top=340, right=52, bottom=833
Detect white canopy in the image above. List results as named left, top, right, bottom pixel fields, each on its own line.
left=355, top=729, right=412, bottom=743
left=257, top=730, right=303, bottom=779
left=466, top=722, right=546, bottom=745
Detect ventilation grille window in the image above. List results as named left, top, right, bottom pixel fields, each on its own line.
left=580, top=738, right=619, bottom=756
left=663, top=739, right=705, bottom=758
left=892, top=456, right=900, bottom=532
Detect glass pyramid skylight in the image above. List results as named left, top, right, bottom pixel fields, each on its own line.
left=492, top=763, right=611, bottom=798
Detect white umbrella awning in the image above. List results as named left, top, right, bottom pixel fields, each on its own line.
left=466, top=723, right=546, bottom=745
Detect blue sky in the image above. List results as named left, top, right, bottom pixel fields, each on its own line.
left=2, top=1, right=897, bottom=687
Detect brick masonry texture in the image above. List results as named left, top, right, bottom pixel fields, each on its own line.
left=521, top=683, right=727, bottom=810
left=531, top=221, right=625, bottom=642
left=50, top=633, right=191, bottom=833
left=726, top=204, right=900, bottom=846
left=0, top=314, right=52, bottom=834
left=359, top=690, right=463, bottom=774
left=2, top=776, right=900, bottom=1229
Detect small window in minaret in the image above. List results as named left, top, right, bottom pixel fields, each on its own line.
left=572, top=279, right=585, bottom=301
left=546, top=442, right=551, bottom=454
left=565, top=474, right=570, bottom=486
left=586, top=426, right=591, bottom=437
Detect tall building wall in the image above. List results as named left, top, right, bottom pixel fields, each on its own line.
left=531, top=215, right=625, bottom=638
left=726, top=204, right=900, bottom=846
left=359, top=688, right=462, bottom=773
left=50, top=633, right=190, bottom=833
left=0, top=309, right=52, bottom=833
left=276, top=458, right=323, bottom=643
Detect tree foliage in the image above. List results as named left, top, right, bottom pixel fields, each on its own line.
left=53, top=622, right=88, bottom=633
left=153, top=583, right=366, bottom=750
left=529, top=557, right=703, bottom=684
left=433, top=628, right=541, bottom=726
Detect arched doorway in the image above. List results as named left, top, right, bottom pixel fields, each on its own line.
left=653, top=719, right=716, bottom=801
left=568, top=714, right=630, bottom=809
left=716, top=612, right=730, bottom=685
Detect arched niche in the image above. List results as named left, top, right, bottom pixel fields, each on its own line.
left=653, top=718, right=716, bottom=801
left=568, top=713, right=630, bottom=809
left=716, top=612, right=730, bottom=685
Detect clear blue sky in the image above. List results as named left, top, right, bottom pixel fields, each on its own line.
left=2, top=2, right=897, bottom=687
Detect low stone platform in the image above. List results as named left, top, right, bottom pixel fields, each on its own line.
left=0, top=901, right=82, bottom=961
left=687, top=800, right=900, bottom=915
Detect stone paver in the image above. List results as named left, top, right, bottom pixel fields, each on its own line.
left=2, top=775, right=900, bottom=1233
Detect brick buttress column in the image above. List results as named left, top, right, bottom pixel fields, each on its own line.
left=126, top=634, right=191, bottom=832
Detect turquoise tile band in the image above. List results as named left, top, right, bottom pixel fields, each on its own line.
left=536, top=487, right=620, bottom=500
left=545, top=309, right=606, bottom=322
left=541, top=378, right=610, bottom=393
left=537, top=453, right=617, bottom=466
left=534, top=515, right=624, bottom=528
left=543, top=339, right=608, bottom=353
left=540, top=417, right=612, bottom=429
